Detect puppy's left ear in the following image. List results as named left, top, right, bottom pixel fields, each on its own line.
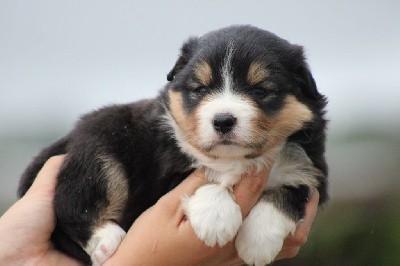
left=167, top=37, right=199, bottom=81
left=291, top=46, right=322, bottom=100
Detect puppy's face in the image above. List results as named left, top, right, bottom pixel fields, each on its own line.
left=166, top=26, right=323, bottom=160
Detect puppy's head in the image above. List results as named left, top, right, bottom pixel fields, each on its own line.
left=165, top=25, right=326, bottom=160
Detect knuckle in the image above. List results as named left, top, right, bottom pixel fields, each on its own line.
left=247, top=176, right=265, bottom=195
left=288, top=248, right=299, bottom=258
left=286, top=247, right=300, bottom=258
left=155, top=194, right=174, bottom=211
left=293, top=232, right=308, bottom=246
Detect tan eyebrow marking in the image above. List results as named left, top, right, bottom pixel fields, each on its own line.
left=194, top=61, right=213, bottom=86
left=247, top=61, right=269, bottom=85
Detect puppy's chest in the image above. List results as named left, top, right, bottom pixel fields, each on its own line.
left=194, top=142, right=316, bottom=190
left=197, top=157, right=268, bottom=188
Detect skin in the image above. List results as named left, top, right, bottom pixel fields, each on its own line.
left=0, top=156, right=319, bottom=266
left=0, top=155, right=81, bottom=266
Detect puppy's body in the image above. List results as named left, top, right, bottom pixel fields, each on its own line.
left=19, top=25, right=328, bottom=265
left=19, top=100, right=193, bottom=262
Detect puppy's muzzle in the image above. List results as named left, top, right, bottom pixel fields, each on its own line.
left=213, top=113, right=237, bottom=134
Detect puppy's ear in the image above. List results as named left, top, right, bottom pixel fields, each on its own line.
left=290, top=46, right=322, bottom=100
left=167, top=37, right=199, bottom=81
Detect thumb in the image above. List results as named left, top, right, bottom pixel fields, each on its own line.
left=233, top=164, right=273, bottom=218
left=156, top=170, right=209, bottom=217
left=24, top=155, right=65, bottom=199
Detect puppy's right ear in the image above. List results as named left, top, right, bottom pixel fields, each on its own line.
left=167, top=37, right=199, bottom=81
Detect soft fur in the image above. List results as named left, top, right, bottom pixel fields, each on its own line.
left=19, top=25, right=328, bottom=265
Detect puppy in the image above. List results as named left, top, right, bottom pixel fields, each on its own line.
left=19, top=25, right=328, bottom=266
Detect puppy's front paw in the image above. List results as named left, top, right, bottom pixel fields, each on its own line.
left=236, top=201, right=296, bottom=266
left=84, top=222, right=126, bottom=266
left=183, top=184, right=242, bottom=247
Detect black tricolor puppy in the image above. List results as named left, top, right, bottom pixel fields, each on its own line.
left=19, top=25, right=328, bottom=266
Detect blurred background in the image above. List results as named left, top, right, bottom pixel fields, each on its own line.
left=1, top=0, right=399, bottom=265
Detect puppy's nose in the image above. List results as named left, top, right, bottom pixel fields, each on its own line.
left=213, top=114, right=237, bottom=134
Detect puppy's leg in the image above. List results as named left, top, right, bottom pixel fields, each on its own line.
left=84, top=222, right=126, bottom=266
left=235, top=187, right=308, bottom=266
left=86, top=155, right=129, bottom=265
left=236, top=142, right=323, bottom=265
left=54, top=153, right=129, bottom=265
left=183, top=183, right=242, bottom=247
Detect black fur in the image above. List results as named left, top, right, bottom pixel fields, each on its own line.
left=20, top=101, right=194, bottom=263
left=19, top=25, right=328, bottom=264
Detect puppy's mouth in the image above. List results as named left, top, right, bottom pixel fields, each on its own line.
left=218, top=139, right=236, bottom=145
left=215, top=133, right=241, bottom=145
left=206, top=133, right=237, bottom=145
left=203, top=135, right=264, bottom=153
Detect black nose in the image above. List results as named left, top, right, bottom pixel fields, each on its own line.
left=213, top=114, right=237, bottom=134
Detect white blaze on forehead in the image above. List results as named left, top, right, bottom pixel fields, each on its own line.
left=221, top=42, right=235, bottom=93
left=196, top=42, right=259, bottom=151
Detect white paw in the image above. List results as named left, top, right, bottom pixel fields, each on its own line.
left=236, top=201, right=296, bottom=266
left=183, top=184, right=242, bottom=247
left=84, top=222, right=126, bottom=266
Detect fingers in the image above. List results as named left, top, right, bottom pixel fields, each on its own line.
left=25, top=155, right=65, bottom=199
left=233, top=165, right=272, bottom=217
left=156, top=170, right=208, bottom=216
left=275, top=191, right=319, bottom=260
left=162, top=163, right=273, bottom=221
left=285, top=191, right=319, bottom=248
left=170, top=170, right=209, bottom=197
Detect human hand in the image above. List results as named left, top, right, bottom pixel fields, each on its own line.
left=0, top=156, right=82, bottom=266
left=276, top=191, right=320, bottom=260
left=0, top=156, right=318, bottom=266
left=105, top=166, right=319, bottom=265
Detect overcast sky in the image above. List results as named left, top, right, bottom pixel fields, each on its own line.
left=1, top=0, right=399, bottom=136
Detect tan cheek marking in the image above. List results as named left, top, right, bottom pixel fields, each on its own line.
left=169, top=90, right=217, bottom=158
left=168, top=90, right=200, bottom=148
left=195, top=61, right=213, bottom=86
left=271, top=95, right=313, bottom=134
left=247, top=61, right=269, bottom=85
left=251, top=95, right=313, bottom=155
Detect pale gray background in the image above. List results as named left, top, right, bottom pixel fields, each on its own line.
left=1, top=0, right=399, bottom=213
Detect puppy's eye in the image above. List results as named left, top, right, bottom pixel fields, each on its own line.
left=250, top=87, right=268, bottom=98
left=193, top=86, right=209, bottom=95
